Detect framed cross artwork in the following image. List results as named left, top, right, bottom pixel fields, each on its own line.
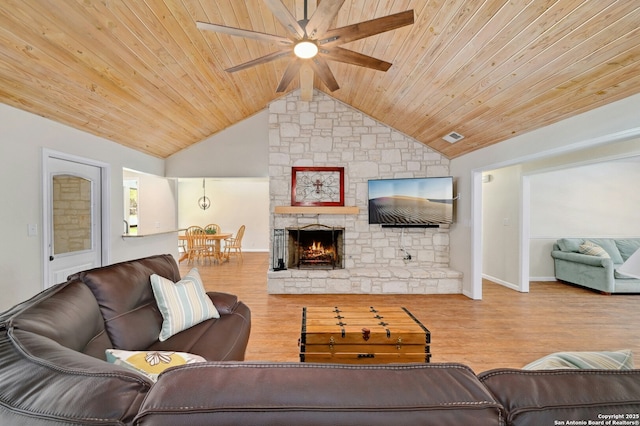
left=291, top=167, right=344, bottom=206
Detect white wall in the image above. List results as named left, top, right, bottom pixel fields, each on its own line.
left=0, top=104, right=178, bottom=311
left=167, top=111, right=271, bottom=253
left=482, top=165, right=521, bottom=288
left=451, top=93, right=640, bottom=299
left=482, top=138, right=640, bottom=285
left=133, top=172, right=178, bottom=235
left=177, top=178, right=269, bottom=251
left=166, top=110, right=269, bottom=178
left=529, top=157, right=640, bottom=279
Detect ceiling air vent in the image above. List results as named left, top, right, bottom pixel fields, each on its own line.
left=443, top=132, right=464, bottom=143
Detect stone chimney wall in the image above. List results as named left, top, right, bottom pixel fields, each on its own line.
left=268, top=91, right=461, bottom=294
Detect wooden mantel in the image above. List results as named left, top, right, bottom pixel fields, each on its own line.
left=274, top=206, right=359, bottom=215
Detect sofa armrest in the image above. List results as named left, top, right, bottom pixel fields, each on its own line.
left=552, top=251, right=616, bottom=293
left=147, top=300, right=251, bottom=361
left=551, top=250, right=612, bottom=267
left=206, top=292, right=239, bottom=315
left=479, top=369, right=640, bottom=426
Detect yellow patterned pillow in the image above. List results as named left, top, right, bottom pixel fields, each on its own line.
left=106, top=349, right=206, bottom=381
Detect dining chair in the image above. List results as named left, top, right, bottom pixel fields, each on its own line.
left=185, top=226, right=209, bottom=264
left=223, top=225, right=245, bottom=263
left=204, top=223, right=221, bottom=234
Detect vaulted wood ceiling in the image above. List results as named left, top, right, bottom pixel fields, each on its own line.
left=1, top=1, right=639, bottom=159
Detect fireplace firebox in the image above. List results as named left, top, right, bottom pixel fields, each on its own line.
left=287, top=225, right=344, bottom=269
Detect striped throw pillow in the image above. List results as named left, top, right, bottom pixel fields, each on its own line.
left=523, top=349, right=634, bottom=370
left=151, top=268, right=220, bottom=341
left=578, top=240, right=610, bottom=258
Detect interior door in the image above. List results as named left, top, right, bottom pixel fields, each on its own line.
left=46, top=156, right=102, bottom=287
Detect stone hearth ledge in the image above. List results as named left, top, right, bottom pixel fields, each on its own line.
left=267, top=267, right=462, bottom=294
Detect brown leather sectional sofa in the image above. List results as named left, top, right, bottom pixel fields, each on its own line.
left=1, top=254, right=639, bottom=425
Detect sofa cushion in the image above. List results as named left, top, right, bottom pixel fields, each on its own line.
left=578, top=240, right=610, bottom=258
left=151, top=268, right=220, bottom=341
left=522, top=349, right=634, bottom=370
left=106, top=349, right=206, bottom=381
left=7, top=280, right=112, bottom=358
left=75, top=254, right=181, bottom=350
left=557, top=238, right=584, bottom=252
left=615, top=239, right=640, bottom=262
left=588, top=238, right=624, bottom=264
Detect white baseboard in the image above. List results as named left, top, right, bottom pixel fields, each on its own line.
left=484, top=274, right=558, bottom=290
left=482, top=274, right=519, bottom=291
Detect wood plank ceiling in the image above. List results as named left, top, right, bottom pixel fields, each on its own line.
left=1, top=1, right=639, bottom=159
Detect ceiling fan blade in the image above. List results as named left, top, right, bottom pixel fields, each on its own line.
left=197, top=21, right=292, bottom=46
left=299, top=64, right=314, bottom=101
left=305, top=0, right=345, bottom=39
left=321, top=47, right=392, bottom=71
left=309, top=56, right=339, bottom=92
left=263, top=0, right=305, bottom=39
left=319, top=10, right=414, bottom=47
left=226, top=50, right=292, bottom=73
left=276, top=59, right=303, bottom=92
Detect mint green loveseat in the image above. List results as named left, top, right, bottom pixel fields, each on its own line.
left=551, top=238, right=640, bottom=294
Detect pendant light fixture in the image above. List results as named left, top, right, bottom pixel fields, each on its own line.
left=198, top=178, right=211, bottom=210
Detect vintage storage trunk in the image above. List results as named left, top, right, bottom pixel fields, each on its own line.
left=300, top=306, right=431, bottom=364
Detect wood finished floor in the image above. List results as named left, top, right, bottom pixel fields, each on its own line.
left=180, top=253, right=640, bottom=373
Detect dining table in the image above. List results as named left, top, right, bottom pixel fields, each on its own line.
left=178, top=232, right=232, bottom=263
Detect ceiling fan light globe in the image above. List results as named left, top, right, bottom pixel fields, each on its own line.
left=294, top=41, right=318, bottom=59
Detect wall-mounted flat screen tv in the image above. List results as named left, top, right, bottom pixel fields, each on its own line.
left=368, top=177, right=453, bottom=226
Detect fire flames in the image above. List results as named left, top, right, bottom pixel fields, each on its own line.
left=302, top=240, right=335, bottom=262
left=287, top=229, right=344, bottom=269
left=310, top=241, right=324, bottom=252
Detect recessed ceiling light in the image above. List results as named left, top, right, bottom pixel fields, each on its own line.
left=443, top=132, right=464, bottom=143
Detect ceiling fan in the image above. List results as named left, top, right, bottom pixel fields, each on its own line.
left=197, top=0, right=414, bottom=101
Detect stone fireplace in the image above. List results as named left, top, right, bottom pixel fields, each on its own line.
left=287, top=225, right=344, bottom=269
left=267, top=90, right=462, bottom=294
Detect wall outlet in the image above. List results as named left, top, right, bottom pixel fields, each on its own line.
left=27, top=224, right=38, bottom=236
